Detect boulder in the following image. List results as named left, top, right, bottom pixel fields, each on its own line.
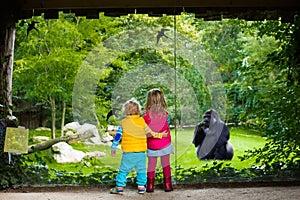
left=62, top=122, right=81, bottom=133
left=77, top=123, right=101, bottom=144
left=102, top=132, right=113, bottom=143
left=52, top=142, right=85, bottom=163
left=85, top=151, right=106, bottom=158
left=35, top=127, right=51, bottom=131
left=63, top=122, right=101, bottom=144
left=32, top=136, right=50, bottom=143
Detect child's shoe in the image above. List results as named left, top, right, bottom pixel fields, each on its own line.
left=137, top=186, right=146, bottom=194
left=110, top=186, right=124, bottom=194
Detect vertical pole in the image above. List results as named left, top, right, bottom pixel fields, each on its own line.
left=173, top=14, right=177, bottom=183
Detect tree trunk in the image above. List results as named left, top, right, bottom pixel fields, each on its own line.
left=27, top=131, right=95, bottom=154
left=61, top=100, right=66, bottom=137
left=0, top=10, right=16, bottom=119
left=50, top=97, right=56, bottom=139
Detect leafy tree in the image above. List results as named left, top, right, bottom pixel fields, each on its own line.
left=194, top=19, right=248, bottom=122
left=14, top=14, right=86, bottom=138
left=240, top=18, right=300, bottom=171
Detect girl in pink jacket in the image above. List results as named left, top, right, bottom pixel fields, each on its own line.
left=143, top=89, right=174, bottom=192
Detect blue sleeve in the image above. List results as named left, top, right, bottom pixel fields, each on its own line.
left=167, top=115, right=170, bottom=125
left=111, top=126, right=123, bottom=150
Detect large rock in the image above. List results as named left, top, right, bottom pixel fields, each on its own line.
left=77, top=123, right=101, bottom=144
left=35, top=127, right=51, bottom=131
left=52, top=142, right=85, bottom=163
left=85, top=151, right=106, bottom=158
left=63, top=122, right=101, bottom=144
left=52, top=142, right=106, bottom=163
left=101, top=132, right=113, bottom=143
left=62, top=122, right=81, bottom=133
left=32, top=136, right=50, bottom=143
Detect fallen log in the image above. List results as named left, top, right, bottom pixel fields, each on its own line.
left=27, top=131, right=94, bottom=154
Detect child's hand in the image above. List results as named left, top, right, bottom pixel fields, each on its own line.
left=162, top=131, right=168, bottom=137
left=146, top=133, right=153, bottom=138
left=111, top=150, right=116, bottom=157
left=150, top=131, right=168, bottom=139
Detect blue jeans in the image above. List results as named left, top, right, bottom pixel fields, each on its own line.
left=115, top=152, right=146, bottom=187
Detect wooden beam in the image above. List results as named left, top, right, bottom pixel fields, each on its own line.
left=14, top=0, right=299, bottom=20
left=18, top=0, right=300, bottom=10
left=44, top=10, right=59, bottom=19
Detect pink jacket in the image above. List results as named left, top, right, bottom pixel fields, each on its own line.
left=143, top=111, right=171, bottom=150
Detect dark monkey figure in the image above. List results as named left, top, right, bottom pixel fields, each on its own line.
left=192, top=109, right=234, bottom=160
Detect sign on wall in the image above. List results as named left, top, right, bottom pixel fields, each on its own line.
left=4, top=127, right=28, bottom=154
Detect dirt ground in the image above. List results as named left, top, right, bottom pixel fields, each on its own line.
left=1, top=182, right=300, bottom=200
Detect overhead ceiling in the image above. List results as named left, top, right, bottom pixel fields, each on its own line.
left=5, top=0, right=300, bottom=21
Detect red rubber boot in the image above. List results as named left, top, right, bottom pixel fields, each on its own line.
left=146, top=172, right=155, bottom=192
left=163, top=166, right=173, bottom=192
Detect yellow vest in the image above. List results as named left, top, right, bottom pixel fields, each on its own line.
left=121, top=115, right=147, bottom=152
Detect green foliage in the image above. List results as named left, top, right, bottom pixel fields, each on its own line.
left=237, top=18, right=300, bottom=172
left=175, top=57, right=211, bottom=119
left=0, top=154, right=50, bottom=189
left=174, top=162, right=245, bottom=183
left=174, top=160, right=300, bottom=184
left=14, top=13, right=88, bottom=133
left=49, top=165, right=118, bottom=186
left=240, top=85, right=300, bottom=172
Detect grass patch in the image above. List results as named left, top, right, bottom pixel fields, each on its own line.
left=26, top=126, right=266, bottom=175
left=172, top=127, right=266, bottom=170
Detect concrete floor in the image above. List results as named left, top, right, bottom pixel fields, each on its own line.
left=1, top=185, right=300, bottom=200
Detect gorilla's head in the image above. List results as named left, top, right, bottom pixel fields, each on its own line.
left=202, top=110, right=212, bottom=128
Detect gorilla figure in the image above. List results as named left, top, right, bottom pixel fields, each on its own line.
left=192, top=109, right=234, bottom=160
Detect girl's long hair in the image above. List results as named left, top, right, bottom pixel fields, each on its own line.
left=144, top=89, right=167, bottom=118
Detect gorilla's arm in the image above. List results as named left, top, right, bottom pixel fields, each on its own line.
left=214, top=125, right=230, bottom=160
left=192, top=123, right=206, bottom=147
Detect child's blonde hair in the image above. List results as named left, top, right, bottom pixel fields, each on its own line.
left=124, top=98, right=141, bottom=116
left=144, top=88, right=167, bottom=114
